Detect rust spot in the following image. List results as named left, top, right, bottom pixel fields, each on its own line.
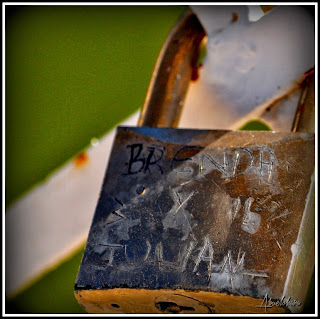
left=304, top=67, right=315, bottom=77
left=299, top=67, right=315, bottom=87
left=260, top=5, right=277, bottom=13
left=191, top=63, right=203, bottom=82
left=74, top=151, right=88, bottom=167
left=296, top=103, right=306, bottom=114
left=232, top=13, right=239, bottom=23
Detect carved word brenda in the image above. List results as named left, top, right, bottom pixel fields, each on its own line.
left=124, top=143, right=276, bottom=182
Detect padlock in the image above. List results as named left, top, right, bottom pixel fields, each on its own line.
left=74, top=9, right=315, bottom=314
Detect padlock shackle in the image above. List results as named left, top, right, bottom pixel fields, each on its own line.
left=138, top=9, right=205, bottom=128
left=291, top=67, right=315, bottom=133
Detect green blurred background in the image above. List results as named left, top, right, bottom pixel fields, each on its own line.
left=5, top=5, right=186, bottom=313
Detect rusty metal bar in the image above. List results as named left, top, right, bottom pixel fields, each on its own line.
left=291, top=68, right=315, bottom=133
left=138, top=9, right=205, bottom=128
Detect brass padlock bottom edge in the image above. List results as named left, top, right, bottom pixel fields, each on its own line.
left=74, top=287, right=288, bottom=314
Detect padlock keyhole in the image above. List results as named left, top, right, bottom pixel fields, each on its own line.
left=155, top=301, right=195, bottom=313
left=111, top=303, right=120, bottom=309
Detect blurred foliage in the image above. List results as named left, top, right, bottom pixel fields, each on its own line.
left=239, top=119, right=272, bottom=131
left=196, top=37, right=207, bottom=67
left=5, top=5, right=186, bottom=208
left=6, top=247, right=86, bottom=314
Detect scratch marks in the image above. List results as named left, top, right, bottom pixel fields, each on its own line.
left=266, top=206, right=292, bottom=250
left=176, top=192, right=194, bottom=214
left=181, top=241, right=196, bottom=272
left=162, top=188, right=196, bottom=241
left=98, top=243, right=124, bottom=248
left=210, top=247, right=269, bottom=294
left=230, top=198, right=241, bottom=221
left=129, top=143, right=277, bottom=183
left=94, top=196, right=142, bottom=262
left=241, top=272, right=269, bottom=278
left=270, top=209, right=291, bottom=221
left=114, top=197, right=124, bottom=206
left=155, top=242, right=164, bottom=268
left=193, top=236, right=214, bottom=278
left=153, top=240, right=196, bottom=272
left=144, top=240, right=152, bottom=261
left=232, top=151, right=240, bottom=176
left=103, top=197, right=141, bottom=241
left=98, top=243, right=125, bottom=265
left=241, top=197, right=261, bottom=234
left=259, top=147, right=275, bottom=183
left=105, top=210, right=125, bottom=227
left=218, top=248, right=250, bottom=290
left=275, top=240, right=282, bottom=250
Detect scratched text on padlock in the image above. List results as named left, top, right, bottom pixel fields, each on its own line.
left=124, top=143, right=276, bottom=183
left=91, top=141, right=288, bottom=295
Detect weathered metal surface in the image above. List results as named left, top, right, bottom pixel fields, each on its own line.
left=74, top=288, right=287, bottom=314
left=75, top=127, right=314, bottom=313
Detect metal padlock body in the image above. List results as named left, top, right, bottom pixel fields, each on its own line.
left=75, top=126, right=314, bottom=314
